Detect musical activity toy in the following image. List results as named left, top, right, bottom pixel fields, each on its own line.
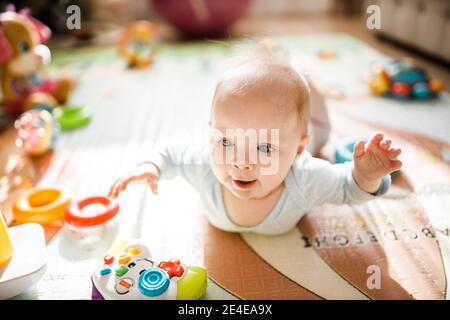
left=91, top=240, right=208, bottom=300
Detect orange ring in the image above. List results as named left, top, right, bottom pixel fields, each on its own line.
left=13, top=188, right=71, bottom=226
left=65, top=196, right=119, bottom=227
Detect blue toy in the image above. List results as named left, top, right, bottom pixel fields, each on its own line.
left=335, top=137, right=362, bottom=164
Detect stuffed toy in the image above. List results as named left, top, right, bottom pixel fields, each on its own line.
left=0, top=5, right=74, bottom=116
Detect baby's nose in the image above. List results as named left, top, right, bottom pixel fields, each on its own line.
left=232, top=162, right=253, bottom=171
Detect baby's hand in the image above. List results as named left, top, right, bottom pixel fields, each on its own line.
left=352, top=132, right=402, bottom=194
left=108, top=162, right=160, bottom=198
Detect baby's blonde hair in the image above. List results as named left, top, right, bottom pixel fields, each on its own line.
left=212, top=43, right=311, bottom=136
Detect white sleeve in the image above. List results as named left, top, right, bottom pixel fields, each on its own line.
left=291, top=152, right=391, bottom=209
left=141, top=143, right=212, bottom=188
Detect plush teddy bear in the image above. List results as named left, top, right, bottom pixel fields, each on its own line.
left=0, top=6, right=74, bottom=116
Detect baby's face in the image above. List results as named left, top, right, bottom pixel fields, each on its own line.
left=210, top=88, right=308, bottom=200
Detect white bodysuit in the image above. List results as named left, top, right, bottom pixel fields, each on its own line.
left=147, top=143, right=390, bottom=235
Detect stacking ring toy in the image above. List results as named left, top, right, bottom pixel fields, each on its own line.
left=53, top=106, right=91, bottom=131
left=13, top=188, right=71, bottom=225
left=65, top=196, right=119, bottom=227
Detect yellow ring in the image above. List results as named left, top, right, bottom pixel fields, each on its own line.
left=13, top=188, right=71, bottom=226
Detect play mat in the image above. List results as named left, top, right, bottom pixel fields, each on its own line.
left=1, top=33, right=449, bottom=300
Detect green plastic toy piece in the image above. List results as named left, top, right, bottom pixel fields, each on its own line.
left=53, top=106, right=91, bottom=130
left=176, top=266, right=208, bottom=300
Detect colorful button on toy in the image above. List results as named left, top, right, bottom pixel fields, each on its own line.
left=157, top=260, right=184, bottom=278
left=118, top=279, right=132, bottom=289
left=118, top=254, right=131, bottom=265
left=104, top=255, right=114, bottom=265
left=114, top=278, right=134, bottom=295
left=138, top=268, right=170, bottom=298
left=126, top=247, right=141, bottom=256
left=100, top=268, right=111, bottom=276
left=115, top=266, right=128, bottom=277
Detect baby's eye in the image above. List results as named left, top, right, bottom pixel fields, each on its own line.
left=258, top=144, right=272, bottom=154
left=18, top=42, right=29, bottom=53
left=221, top=138, right=233, bottom=147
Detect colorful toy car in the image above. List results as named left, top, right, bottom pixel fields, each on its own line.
left=367, top=59, right=444, bottom=100
left=91, top=240, right=208, bottom=300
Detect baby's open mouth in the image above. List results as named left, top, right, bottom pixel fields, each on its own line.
left=232, top=179, right=257, bottom=190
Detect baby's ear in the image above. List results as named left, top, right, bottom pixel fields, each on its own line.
left=296, top=135, right=311, bottom=156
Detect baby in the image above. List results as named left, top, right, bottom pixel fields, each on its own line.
left=109, top=49, right=402, bottom=235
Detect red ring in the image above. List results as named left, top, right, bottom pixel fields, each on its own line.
left=65, top=196, right=119, bottom=227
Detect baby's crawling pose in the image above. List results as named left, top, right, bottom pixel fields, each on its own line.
left=109, top=49, right=402, bottom=235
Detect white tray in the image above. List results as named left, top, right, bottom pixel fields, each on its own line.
left=0, top=223, right=47, bottom=300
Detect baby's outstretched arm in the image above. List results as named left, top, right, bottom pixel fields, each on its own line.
left=108, top=143, right=210, bottom=199
left=352, top=132, right=402, bottom=194
left=108, top=162, right=160, bottom=198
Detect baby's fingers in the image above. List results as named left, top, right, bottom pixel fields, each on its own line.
left=110, top=176, right=135, bottom=198
left=108, top=179, right=123, bottom=198
left=122, top=173, right=159, bottom=195
left=353, top=140, right=366, bottom=159
left=380, top=138, right=392, bottom=150
left=148, top=178, right=159, bottom=195
left=390, top=159, right=403, bottom=171
left=120, top=176, right=134, bottom=191
left=388, top=146, right=402, bottom=159
left=369, top=132, right=384, bottom=146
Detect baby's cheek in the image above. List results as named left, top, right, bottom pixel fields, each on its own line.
left=210, top=162, right=228, bottom=183
left=258, top=152, right=290, bottom=177
left=210, top=144, right=229, bottom=165
left=255, top=176, right=282, bottom=198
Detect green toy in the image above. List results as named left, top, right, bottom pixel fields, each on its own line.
left=53, top=106, right=91, bottom=130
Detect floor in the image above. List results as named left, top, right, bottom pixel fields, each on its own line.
left=53, top=14, right=449, bottom=89
left=229, top=15, right=449, bottom=89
